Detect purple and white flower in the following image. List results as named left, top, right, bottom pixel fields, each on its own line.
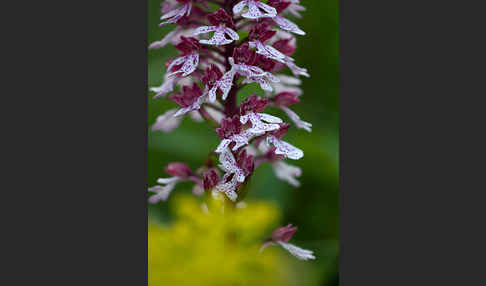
left=281, top=106, right=312, bottom=132
left=272, top=160, right=302, bottom=187
left=148, top=177, right=181, bottom=203
left=287, top=0, right=306, bottom=19
left=266, top=135, right=303, bottom=160
left=194, top=24, right=239, bottom=46
left=167, top=52, right=199, bottom=77
left=233, top=0, right=277, bottom=20
left=150, top=74, right=181, bottom=99
left=241, top=112, right=283, bottom=135
left=159, top=1, right=192, bottom=26
left=272, top=15, right=306, bottom=35
left=249, top=40, right=286, bottom=63
left=261, top=224, right=316, bottom=260
left=151, top=109, right=183, bottom=132
left=214, top=148, right=246, bottom=201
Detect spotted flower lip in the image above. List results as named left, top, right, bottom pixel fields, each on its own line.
left=194, top=24, right=239, bottom=46
left=273, top=160, right=302, bottom=187
left=277, top=241, right=316, bottom=260
left=229, top=57, right=281, bottom=92
left=272, top=15, right=306, bottom=35
left=241, top=112, right=283, bottom=136
left=233, top=0, right=277, bottom=20
left=281, top=106, right=312, bottom=132
left=266, top=135, right=303, bottom=160
left=160, top=2, right=192, bottom=26
left=167, top=52, right=199, bottom=77
left=209, top=68, right=236, bottom=101
left=215, top=115, right=255, bottom=152
left=249, top=40, right=286, bottom=63
left=214, top=147, right=247, bottom=201
left=287, top=0, right=306, bottom=18
left=148, top=176, right=182, bottom=203
left=151, top=109, right=183, bottom=133
left=150, top=74, right=180, bottom=99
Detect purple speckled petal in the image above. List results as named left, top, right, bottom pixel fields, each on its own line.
left=233, top=0, right=247, bottom=14
left=167, top=56, right=186, bottom=72
left=215, top=139, right=232, bottom=153
left=235, top=63, right=265, bottom=78
left=258, top=113, right=283, bottom=123
left=218, top=147, right=238, bottom=173
left=168, top=53, right=199, bottom=77
left=149, top=27, right=180, bottom=49
left=197, top=25, right=237, bottom=46
left=217, top=147, right=246, bottom=182
left=208, top=85, right=218, bottom=102
left=193, top=26, right=218, bottom=36
left=215, top=173, right=239, bottom=201
left=148, top=176, right=181, bottom=203
left=160, top=3, right=192, bottom=26
left=277, top=242, right=315, bottom=260
left=150, top=76, right=180, bottom=99
left=272, top=161, right=302, bottom=187
left=287, top=1, right=306, bottom=18
left=266, top=135, right=304, bottom=160
left=273, top=15, right=306, bottom=35
left=281, top=106, right=312, bottom=132
left=256, top=1, right=278, bottom=16
left=224, top=27, right=240, bottom=41
left=218, top=69, right=236, bottom=100
left=152, top=109, right=183, bottom=133
left=245, top=112, right=281, bottom=135
left=230, top=130, right=255, bottom=151
left=241, top=70, right=280, bottom=92
left=174, top=92, right=207, bottom=117
left=240, top=0, right=277, bottom=19
left=250, top=41, right=286, bottom=63
left=285, top=58, right=310, bottom=77
left=180, top=53, right=199, bottom=76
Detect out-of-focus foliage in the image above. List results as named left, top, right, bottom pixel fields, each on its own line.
left=149, top=196, right=290, bottom=286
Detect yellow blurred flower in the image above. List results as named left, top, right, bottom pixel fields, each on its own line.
left=148, top=196, right=292, bottom=286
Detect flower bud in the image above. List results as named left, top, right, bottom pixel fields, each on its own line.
left=216, top=115, right=242, bottom=139
left=240, top=94, right=268, bottom=115
left=207, top=8, right=234, bottom=28
left=271, top=224, right=297, bottom=242
left=236, top=149, right=255, bottom=177
left=203, top=169, right=219, bottom=190
left=273, top=92, right=300, bottom=106
left=165, top=162, right=192, bottom=178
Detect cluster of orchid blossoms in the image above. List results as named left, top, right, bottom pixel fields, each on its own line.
left=148, top=0, right=314, bottom=260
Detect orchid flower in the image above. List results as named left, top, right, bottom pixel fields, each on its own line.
left=160, top=1, right=192, bottom=26
left=261, top=224, right=316, bottom=260
left=233, top=0, right=277, bottom=20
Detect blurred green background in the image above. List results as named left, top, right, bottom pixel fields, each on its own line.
left=148, top=0, right=338, bottom=285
